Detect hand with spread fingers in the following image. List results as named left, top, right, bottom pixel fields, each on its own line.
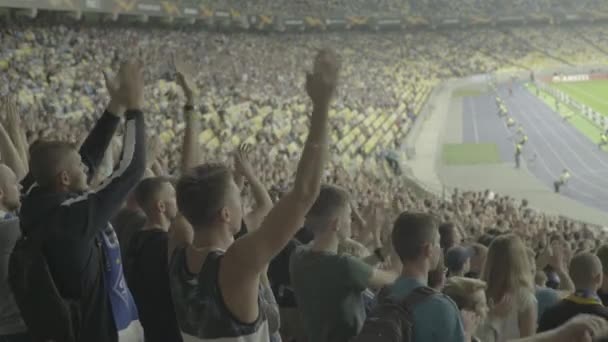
left=234, top=143, right=255, bottom=180
left=104, top=59, right=145, bottom=114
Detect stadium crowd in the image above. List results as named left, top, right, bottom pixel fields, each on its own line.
left=4, top=14, right=608, bottom=342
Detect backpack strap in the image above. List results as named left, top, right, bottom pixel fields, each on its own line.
left=400, top=286, right=436, bottom=309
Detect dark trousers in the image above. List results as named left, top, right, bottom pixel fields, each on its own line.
left=515, top=152, right=521, bottom=168
left=0, top=332, right=32, bottom=342
left=554, top=180, right=564, bottom=193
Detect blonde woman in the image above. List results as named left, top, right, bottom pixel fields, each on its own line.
left=482, top=234, right=537, bottom=341
left=443, top=277, right=489, bottom=342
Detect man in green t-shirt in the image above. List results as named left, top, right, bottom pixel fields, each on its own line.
left=289, top=185, right=398, bottom=342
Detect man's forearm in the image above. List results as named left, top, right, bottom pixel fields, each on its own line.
left=555, top=267, right=575, bottom=292
left=181, top=109, right=201, bottom=173
left=80, top=110, right=121, bottom=180
left=0, top=123, right=26, bottom=179
left=292, top=102, right=329, bottom=199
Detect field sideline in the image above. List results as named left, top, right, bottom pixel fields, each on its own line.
left=552, top=80, right=608, bottom=117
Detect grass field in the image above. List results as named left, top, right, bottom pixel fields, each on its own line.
left=552, top=80, right=608, bottom=117
left=442, top=143, right=501, bottom=165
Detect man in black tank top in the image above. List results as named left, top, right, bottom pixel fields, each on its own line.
left=169, top=49, right=340, bottom=341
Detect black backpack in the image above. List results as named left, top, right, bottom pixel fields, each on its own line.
left=8, top=229, right=80, bottom=342
left=351, top=286, right=436, bottom=342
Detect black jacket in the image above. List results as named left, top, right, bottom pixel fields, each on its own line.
left=19, top=110, right=146, bottom=342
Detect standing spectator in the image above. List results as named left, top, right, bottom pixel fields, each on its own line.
left=124, top=177, right=182, bottom=342
left=446, top=246, right=473, bottom=278
left=538, top=253, right=608, bottom=333
left=387, top=212, right=465, bottom=341
left=0, top=164, right=28, bottom=341
left=439, top=222, right=462, bottom=252
left=466, top=243, right=488, bottom=278
left=528, top=249, right=560, bottom=324
left=290, top=185, right=397, bottom=342
left=595, top=245, right=608, bottom=305
left=17, top=60, right=147, bottom=342
left=169, top=49, right=338, bottom=341
left=443, top=277, right=489, bottom=342
left=482, top=234, right=537, bottom=341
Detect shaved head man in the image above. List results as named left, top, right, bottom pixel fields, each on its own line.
left=539, top=253, right=608, bottom=333
left=0, top=164, right=27, bottom=340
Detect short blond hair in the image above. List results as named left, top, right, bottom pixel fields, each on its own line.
left=443, top=277, right=488, bottom=318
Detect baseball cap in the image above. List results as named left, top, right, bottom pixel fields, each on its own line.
left=446, top=246, right=474, bottom=274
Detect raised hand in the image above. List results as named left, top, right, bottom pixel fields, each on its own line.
left=173, top=55, right=196, bottom=105
left=306, top=49, right=340, bottom=107
left=104, top=59, right=145, bottom=113
left=234, top=143, right=254, bottom=180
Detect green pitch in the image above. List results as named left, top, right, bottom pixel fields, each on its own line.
left=552, top=80, right=608, bottom=117
left=442, top=143, right=501, bottom=165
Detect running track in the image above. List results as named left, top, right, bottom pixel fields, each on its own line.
left=462, top=84, right=608, bottom=213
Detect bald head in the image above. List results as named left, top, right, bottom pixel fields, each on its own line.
left=0, top=164, right=21, bottom=212
left=569, top=253, right=603, bottom=291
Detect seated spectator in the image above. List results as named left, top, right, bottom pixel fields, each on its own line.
left=538, top=253, right=608, bottom=334
left=290, top=185, right=397, bottom=342
left=386, top=212, right=465, bottom=341
left=0, top=164, right=28, bottom=341
left=482, top=234, right=537, bottom=341
left=446, top=245, right=473, bottom=278
left=124, top=177, right=181, bottom=342
left=168, top=49, right=338, bottom=341
left=443, top=277, right=488, bottom=342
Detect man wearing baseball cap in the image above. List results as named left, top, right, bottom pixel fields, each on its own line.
left=446, top=246, right=474, bottom=278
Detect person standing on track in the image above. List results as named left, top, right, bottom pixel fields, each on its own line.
left=599, top=133, right=608, bottom=150
left=554, top=169, right=570, bottom=193
left=515, top=143, right=523, bottom=169
left=507, top=116, right=516, bottom=129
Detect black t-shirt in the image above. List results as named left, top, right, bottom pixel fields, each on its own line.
left=539, top=297, right=608, bottom=341
left=125, top=229, right=182, bottom=342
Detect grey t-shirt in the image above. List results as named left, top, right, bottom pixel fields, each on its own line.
left=0, top=215, right=27, bottom=335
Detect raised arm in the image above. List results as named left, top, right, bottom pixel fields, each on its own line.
left=62, top=60, right=147, bottom=241
left=175, top=57, right=201, bottom=173
left=0, top=97, right=28, bottom=179
left=235, top=144, right=273, bottom=232
left=0, top=121, right=26, bottom=180
left=220, top=49, right=339, bottom=323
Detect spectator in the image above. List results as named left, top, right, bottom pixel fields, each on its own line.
left=439, top=222, right=462, bottom=252
left=387, top=212, right=465, bottom=341
left=528, top=248, right=560, bottom=324
left=538, top=253, right=608, bottom=334
left=290, top=185, right=397, bottom=342
left=17, top=60, right=147, bottom=342
left=482, top=234, right=537, bottom=341
left=0, top=164, right=28, bottom=341
left=169, top=49, right=338, bottom=341
left=465, top=243, right=488, bottom=278
left=124, top=177, right=182, bottom=342
left=446, top=245, right=473, bottom=278
left=595, top=244, right=608, bottom=305
left=443, top=277, right=488, bottom=342
left=428, top=252, right=448, bottom=291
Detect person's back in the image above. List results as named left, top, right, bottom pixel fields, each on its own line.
left=389, top=212, right=465, bottom=342
left=124, top=177, right=183, bottom=342
left=0, top=164, right=27, bottom=339
left=290, top=245, right=371, bottom=342
left=126, top=229, right=181, bottom=342
left=539, top=253, right=608, bottom=336
left=388, top=275, right=464, bottom=341
left=17, top=60, right=147, bottom=342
